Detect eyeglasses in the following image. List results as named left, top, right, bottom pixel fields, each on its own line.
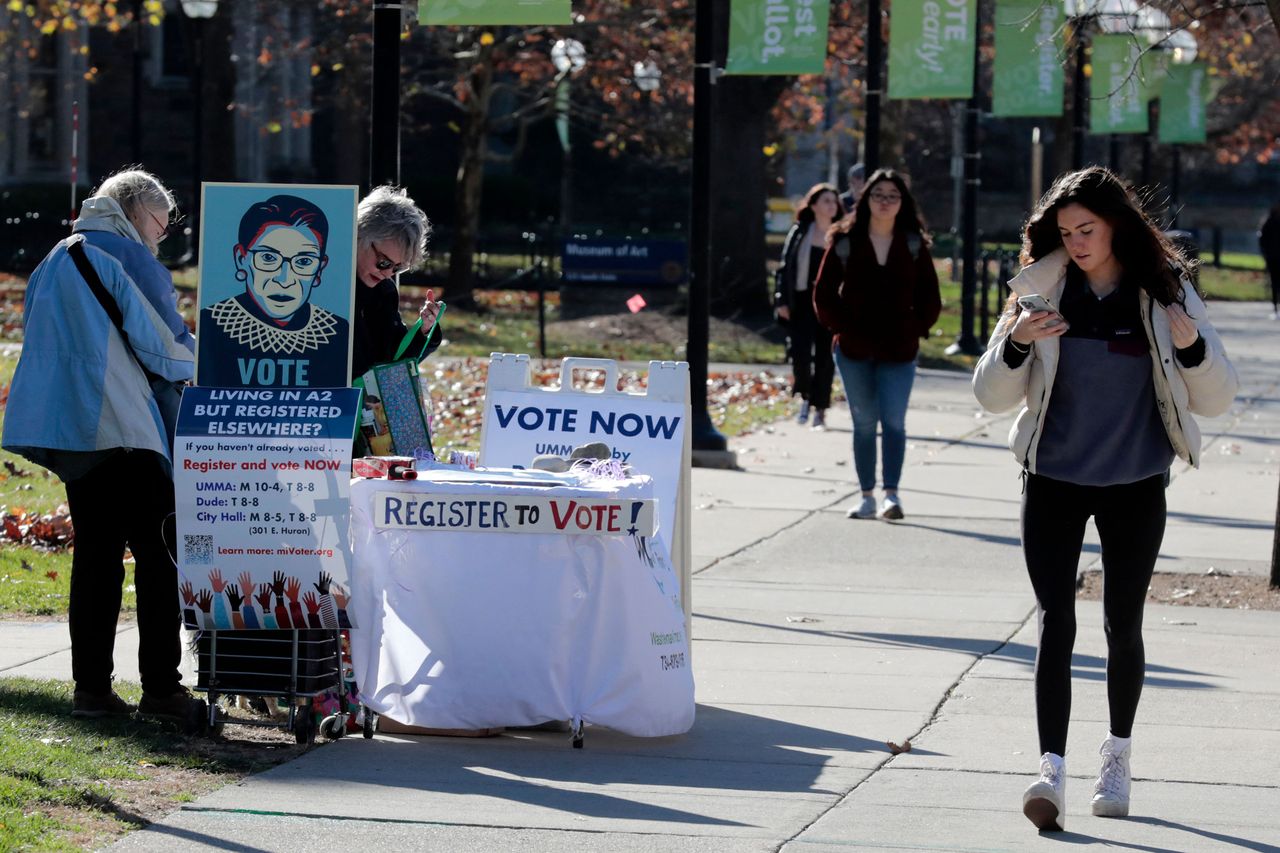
left=249, top=248, right=323, bottom=276
left=145, top=207, right=182, bottom=235
left=869, top=192, right=902, bottom=204
left=373, top=243, right=409, bottom=275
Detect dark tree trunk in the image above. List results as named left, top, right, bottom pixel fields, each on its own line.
left=203, top=12, right=236, bottom=184
left=446, top=57, right=494, bottom=308
left=708, top=76, right=784, bottom=317
left=707, top=1, right=788, bottom=318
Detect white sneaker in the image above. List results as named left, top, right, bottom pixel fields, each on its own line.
left=846, top=495, right=877, bottom=519
left=1091, top=736, right=1131, bottom=817
left=1023, top=752, right=1066, bottom=831
left=879, top=494, right=904, bottom=520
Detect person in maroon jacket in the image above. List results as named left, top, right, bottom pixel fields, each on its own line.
left=814, top=169, right=941, bottom=520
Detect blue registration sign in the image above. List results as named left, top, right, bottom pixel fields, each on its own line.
left=561, top=238, right=687, bottom=287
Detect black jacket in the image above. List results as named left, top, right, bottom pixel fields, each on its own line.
left=350, top=278, right=442, bottom=382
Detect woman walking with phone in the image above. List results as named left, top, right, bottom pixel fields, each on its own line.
left=973, top=167, right=1237, bottom=831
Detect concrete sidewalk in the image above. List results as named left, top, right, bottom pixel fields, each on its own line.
left=4, top=301, right=1278, bottom=851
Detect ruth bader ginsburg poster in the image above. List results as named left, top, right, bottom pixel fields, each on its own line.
left=195, top=183, right=358, bottom=389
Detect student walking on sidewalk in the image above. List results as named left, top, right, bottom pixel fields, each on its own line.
left=774, top=183, right=841, bottom=430
left=973, top=167, right=1238, bottom=831
left=814, top=169, right=941, bottom=520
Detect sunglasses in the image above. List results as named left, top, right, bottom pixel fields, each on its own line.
left=373, top=244, right=409, bottom=275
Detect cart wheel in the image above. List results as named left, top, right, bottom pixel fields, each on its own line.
left=183, top=698, right=209, bottom=736
left=320, top=714, right=346, bottom=740
left=362, top=709, right=375, bottom=739
left=294, top=712, right=317, bottom=745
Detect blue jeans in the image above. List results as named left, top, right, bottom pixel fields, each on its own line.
left=835, top=351, right=916, bottom=492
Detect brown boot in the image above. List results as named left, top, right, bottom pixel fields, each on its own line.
left=137, top=687, right=202, bottom=721
left=71, top=690, right=135, bottom=718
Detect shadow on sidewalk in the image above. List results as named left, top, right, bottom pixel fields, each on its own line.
left=1047, top=818, right=1277, bottom=853
left=258, top=704, right=939, bottom=827
left=696, top=614, right=1216, bottom=690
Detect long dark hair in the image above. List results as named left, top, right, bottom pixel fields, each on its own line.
left=1022, top=167, right=1189, bottom=306
left=830, top=168, right=931, bottom=247
left=795, top=183, right=839, bottom=226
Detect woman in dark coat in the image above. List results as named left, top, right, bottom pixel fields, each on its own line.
left=814, top=169, right=941, bottom=520
left=774, top=183, right=842, bottom=430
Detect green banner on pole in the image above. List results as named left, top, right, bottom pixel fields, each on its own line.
left=1089, top=35, right=1147, bottom=134
left=887, top=0, right=977, bottom=99
left=419, top=0, right=571, bottom=25
left=992, top=0, right=1063, bottom=117
left=724, top=0, right=832, bottom=76
left=1159, top=62, right=1208, bottom=144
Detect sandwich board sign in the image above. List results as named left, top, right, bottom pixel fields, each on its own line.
left=478, top=355, right=693, bottom=636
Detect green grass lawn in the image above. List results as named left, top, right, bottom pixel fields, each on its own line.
left=0, top=677, right=302, bottom=851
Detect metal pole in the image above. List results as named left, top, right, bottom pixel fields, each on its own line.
left=191, top=21, right=204, bottom=258
left=370, top=3, right=402, bottom=189
left=1030, top=126, right=1044, bottom=211
left=954, top=24, right=982, bottom=356
left=1072, top=33, right=1086, bottom=171
left=1273, top=472, right=1280, bottom=587
left=1141, top=100, right=1155, bottom=187
left=131, top=0, right=144, bottom=162
left=689, top=0, right=726, bottom=451
left=864, top=0, right=882, bottom=173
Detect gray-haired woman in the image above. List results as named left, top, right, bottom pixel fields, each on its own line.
left=3, top=168, right=201, bottom=722
left=350, top=184, right=443, bottom=381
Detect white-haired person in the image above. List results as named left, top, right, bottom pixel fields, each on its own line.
left=2, top=168, right=201, bottom=722
left=350, top=185, right=444, bottom=381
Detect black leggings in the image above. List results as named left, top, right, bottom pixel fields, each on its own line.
left=787, top=294, right=835, bottom=410
left=64, top=451, right=182, bottom=696
left=1021, top=472, right=1166, bottom=757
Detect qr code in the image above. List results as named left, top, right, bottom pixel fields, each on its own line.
left=184, top=534, right=214, bottom=565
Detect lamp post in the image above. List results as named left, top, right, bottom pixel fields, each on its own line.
left=1129, top=7, right=1198, bottom=226
left=370, top=2, right=404, bottom=189
left=180, top=0, right=218, bottom=260
left=633, top=58, right=662, bottom=97
left=688, top=0, right=729, bottom=456
left=551, top=39, right=586, bottom=233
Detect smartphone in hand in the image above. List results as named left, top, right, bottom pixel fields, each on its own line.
left=1017, top=294, right=1065, bottom=327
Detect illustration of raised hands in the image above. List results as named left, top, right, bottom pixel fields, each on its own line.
left=208, top=568, right=226, bottom=593
left=314, top=571, right=332, bottom=595
left=302, top=591, right=323, bottom=629
left=238, top=571, right=254, bottom=597
left=257, top=583, right=279, bottom=630
left=226, top=584, right=246, bottom=630
left=180, top=581, right=195, bottom=606
left=285, top=576, right=302, bottom=603
left=196, top=589, right=213, bottom=613
left=271, top=570, right=287, bottom=597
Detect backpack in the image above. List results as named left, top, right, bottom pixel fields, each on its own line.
left=833, top=230, right=923, bottom=264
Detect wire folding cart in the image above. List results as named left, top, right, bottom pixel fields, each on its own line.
left=193, top=628, right=374, bottom=743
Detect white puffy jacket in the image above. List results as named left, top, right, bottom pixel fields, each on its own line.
left=972, top=248, right=1238, bottom=471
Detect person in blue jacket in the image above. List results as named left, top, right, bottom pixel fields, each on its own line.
left=2, top=169, right=202, bottom=722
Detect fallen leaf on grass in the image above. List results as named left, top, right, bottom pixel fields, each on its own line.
left=19, top=559, right=32, bottom=572
left=3, top=460, right=29, bottom=477
left=45, top=570, right=58, bottom=581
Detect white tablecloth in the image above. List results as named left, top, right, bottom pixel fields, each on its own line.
left=349, top=467, right=694, bottom=737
